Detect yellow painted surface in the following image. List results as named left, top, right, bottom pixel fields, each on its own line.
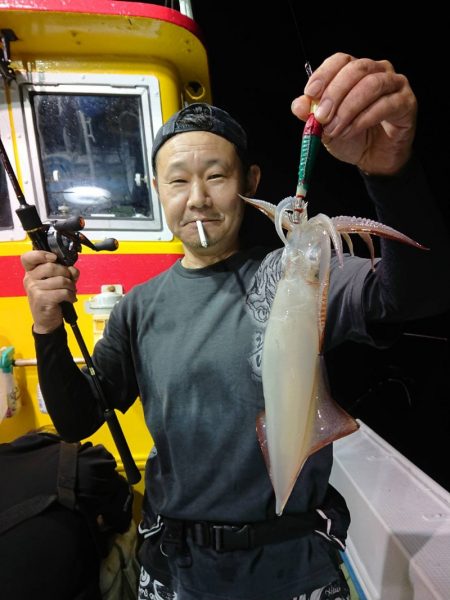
left=0, top=2, right=210, bottom=501
left=0, top=239, right=184, bottom=256
left=0, top=7, right=211, bottom=105
left=0, top=295, right=153, bottom=499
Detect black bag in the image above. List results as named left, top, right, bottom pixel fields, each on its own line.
left=0, top=431, right=135, bottom=600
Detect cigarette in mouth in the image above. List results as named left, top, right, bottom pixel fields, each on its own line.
left=196, top=220, right=208, bottom=248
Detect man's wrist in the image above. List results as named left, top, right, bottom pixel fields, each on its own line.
left=359, top=154, right=416, bottom=182
left=32, top=322, right=65, bottom=336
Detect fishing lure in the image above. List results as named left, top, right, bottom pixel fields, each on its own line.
left=242, top=106, right=426, bottom=516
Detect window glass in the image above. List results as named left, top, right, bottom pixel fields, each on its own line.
left=30, top=93, right=153, bottom=221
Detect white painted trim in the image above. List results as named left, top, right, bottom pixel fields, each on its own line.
left=0, top=79, right=26, bottom=241
left=10, top=71, right=171, bottom=242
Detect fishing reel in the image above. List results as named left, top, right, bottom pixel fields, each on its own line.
left=16, top=204, right=118, bottom=266
left=45, top=215, right=118, bottom=266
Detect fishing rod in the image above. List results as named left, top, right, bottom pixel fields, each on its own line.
left=0, top=136, right=141, bottom=484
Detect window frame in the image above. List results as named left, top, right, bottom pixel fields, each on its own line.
left=0, top=81, right=26, bottom=241
left=13, top=71, right=171, bottom=242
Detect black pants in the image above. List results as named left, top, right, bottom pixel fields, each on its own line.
left=138, top=565, right=351, bottom=600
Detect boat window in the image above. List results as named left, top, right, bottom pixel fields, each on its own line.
left=17, top=74, right=170, bottom=241
left=30, top=92, right=153, bottom=222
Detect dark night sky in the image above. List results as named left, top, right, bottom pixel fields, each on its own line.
left=192, top=2, right=450, bottom=490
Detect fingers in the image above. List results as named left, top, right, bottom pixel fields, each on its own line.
left=323, top=72, right=415, bottom=140
left=292, top=53, right=356, bottom=121
left=21, top=250, right=79, bottom=333
left=303, top=52, right=357, bottom=101
left=68, top=266, right=80, bottom=282
left=21, top=250, right=56, bottom=271
left=21, top=250, right=80, bottom=282
left=23, top=270, right=78, bottom=305
left=291, top=53, right=416, bottom=134
left=312, top=58, right=395, bottom=124
left=27, top=274, right=78, bottom=295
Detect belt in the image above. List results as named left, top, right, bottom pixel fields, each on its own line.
left=162, top=511, right=322, bottom=553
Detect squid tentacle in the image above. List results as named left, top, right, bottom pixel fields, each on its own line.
left=316, top=226, right=331, bottom=351
left=309, top=213, right=344, bottom=268
left=240, top=195, right=427, bottom=252
left=275, top=197, right=294, bottom=246
left=331, top=215, right=428, bottom=250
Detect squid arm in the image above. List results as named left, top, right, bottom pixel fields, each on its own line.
left=240, top=195, right=428, bottom=254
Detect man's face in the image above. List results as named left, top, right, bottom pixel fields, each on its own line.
left=154, top=131, right=258, bottom=262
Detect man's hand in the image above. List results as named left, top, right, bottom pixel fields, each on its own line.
left=21, top=250, right=79, bottom=334
left=291, top=52, right=417, bottom=175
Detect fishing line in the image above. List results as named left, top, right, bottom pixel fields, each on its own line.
left=286, top=0, right=313, bottom=79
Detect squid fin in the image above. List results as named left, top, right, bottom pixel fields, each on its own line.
left=307, top=356, right=359, bottom=457
left=273, top=356, right=359, bottom=515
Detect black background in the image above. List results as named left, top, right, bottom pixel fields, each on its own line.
left=192, top=1, right=450, bottom=490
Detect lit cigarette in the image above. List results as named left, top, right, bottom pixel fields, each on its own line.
left=196, top=220, right=208, bottom=248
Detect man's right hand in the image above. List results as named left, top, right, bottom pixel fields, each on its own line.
left=291, top=52, right=417, bottom=176
left=21, top=250, right=79, bottom=334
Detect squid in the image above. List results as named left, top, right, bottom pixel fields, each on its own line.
left=241, top=104, right=426, bottom=515
left=243, top=194, right=426, bottom=515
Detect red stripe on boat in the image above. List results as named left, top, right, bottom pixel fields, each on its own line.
left=0, top=253, right=181, bottom=297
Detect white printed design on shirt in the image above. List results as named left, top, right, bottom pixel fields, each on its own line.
left=245, top=250, right=282, bottom=381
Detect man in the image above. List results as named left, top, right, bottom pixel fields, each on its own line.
left=21, top=53, right=450, bottom=599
